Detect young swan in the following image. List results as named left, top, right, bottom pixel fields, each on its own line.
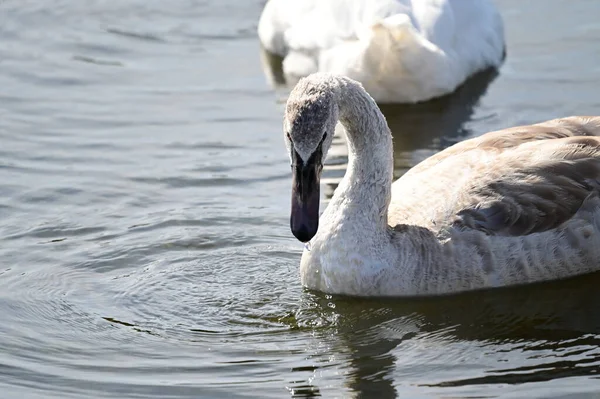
left=284, top=72, right=600, bottom=297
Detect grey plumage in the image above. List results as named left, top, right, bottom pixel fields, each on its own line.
left=284, top=73, right=600, bottom=297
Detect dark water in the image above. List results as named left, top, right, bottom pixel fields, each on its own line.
left=2, top=0, right=600, bottom=397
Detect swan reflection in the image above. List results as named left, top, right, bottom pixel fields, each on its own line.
left=288, top=272, right=600, bottom=397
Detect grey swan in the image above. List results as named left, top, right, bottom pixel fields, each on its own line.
left=284, top=72, right=600, bottom=297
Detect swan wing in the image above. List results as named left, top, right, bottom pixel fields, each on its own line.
left=390, top=117, right=600, bottom=234
left=454, top=135, right=600, bottom=236
left=386, top=117, right=600, bottom=294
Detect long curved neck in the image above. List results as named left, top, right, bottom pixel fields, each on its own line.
left=328, top=78, right=394, bottom=229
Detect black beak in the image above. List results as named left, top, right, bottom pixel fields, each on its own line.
left=290, top=148, right=323, bottom=243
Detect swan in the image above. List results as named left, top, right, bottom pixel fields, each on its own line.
left=258, top=0, right=505, bottom=103
left=284, top=73, right=600, bottom=297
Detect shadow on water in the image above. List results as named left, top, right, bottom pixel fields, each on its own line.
left=288, top=272, right=600, bottom=397
left=381, top=66, right=499, bottom=176
left=259, top=46, right=287, bottom=88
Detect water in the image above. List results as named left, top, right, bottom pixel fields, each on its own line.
left=2, top=0, right=600, bottom=397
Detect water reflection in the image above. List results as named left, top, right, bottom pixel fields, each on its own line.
left=260, top=46, right=286, bottom=88
left=381, top=67, right=499, bottom=176
left=294, top=272, right=600, bottom=397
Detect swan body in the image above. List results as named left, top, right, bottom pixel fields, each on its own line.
left=284, top=73, right=600, bottom=297
left=259, top=0, right=505, bottom=103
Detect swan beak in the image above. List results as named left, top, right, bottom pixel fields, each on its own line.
left=290, top=154, right=321, bottom=243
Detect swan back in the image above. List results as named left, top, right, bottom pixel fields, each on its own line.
left=389, top=117, right=600, bottom=234
left=360, top=116, right=600, bottom=296
left=259, top=0, right=505, bottom=102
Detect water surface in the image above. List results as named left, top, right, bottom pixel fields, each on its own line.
left=2, top=0, right=600, bottom=397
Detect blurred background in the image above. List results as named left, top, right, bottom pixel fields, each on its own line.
left=2, top=0, right=600, bottom=398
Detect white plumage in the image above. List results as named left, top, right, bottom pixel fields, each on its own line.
left=259, top=0, right=505, bottom=103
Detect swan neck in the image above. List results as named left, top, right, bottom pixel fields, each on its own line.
left=332, top=78, right=394, bottom=226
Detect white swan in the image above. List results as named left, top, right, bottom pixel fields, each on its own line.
left=259, top=0, right=505, bottom=103
left=284, top=73, right=600, bottom=297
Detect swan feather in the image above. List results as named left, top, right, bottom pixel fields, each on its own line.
left=260, top=0, right=505, bottom=103
left=284, top=74, right=600, bottom=297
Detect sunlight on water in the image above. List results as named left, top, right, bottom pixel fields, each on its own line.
left=2, top=0, right=600, bottom=397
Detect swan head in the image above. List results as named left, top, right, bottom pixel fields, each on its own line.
left=284, top=74, right=338, bottom=242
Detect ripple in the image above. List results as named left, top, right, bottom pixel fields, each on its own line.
left=5, top=224, right=106, bottom=241
left=3, top=0, right=600, bottom=397
left=106, top=28, right=166, bottom=43
left=130, top=175, right=247, bottom=188
left=164, top=141, right=244, bottom=150
left=72, top=55, right=123, bottom=67
left=129, top=172, right=289, bottom=188
left=103, top=247, right=300, bottom=336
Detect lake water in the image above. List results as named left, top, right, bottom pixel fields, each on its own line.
left=2, top=0, right=600, bottom=398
